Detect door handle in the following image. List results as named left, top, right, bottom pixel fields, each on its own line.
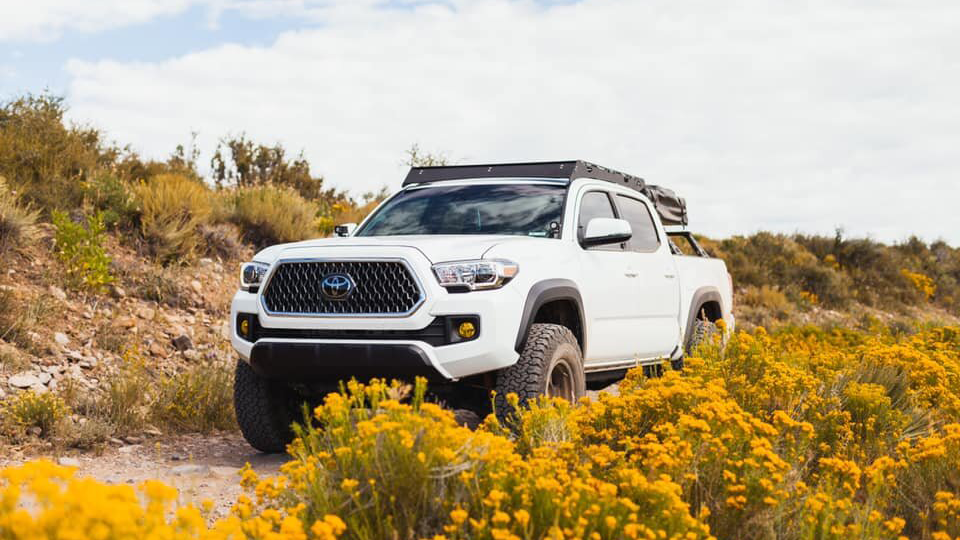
left=664, top=274, right=676, bottom=279
left=624, top=272, right=638, bottom=278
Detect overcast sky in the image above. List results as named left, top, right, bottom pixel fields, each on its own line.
left=1, top=0, right=958, bottom=244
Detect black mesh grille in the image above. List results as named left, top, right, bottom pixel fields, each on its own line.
left=262, top=260, right=423, bottom=315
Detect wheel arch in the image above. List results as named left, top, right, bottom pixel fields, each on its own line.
left=515, top=279, right=585, bottom=353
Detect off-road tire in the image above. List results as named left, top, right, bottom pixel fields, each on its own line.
left=494, top=323, right=585, bottom=422
left=234, top=360, right=300, bottom=453
left=685, top=317, right=716, bottom=355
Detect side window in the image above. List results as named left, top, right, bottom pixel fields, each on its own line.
left=578, top=191, right=621, bottom=251
left=616, top=195, right=660, bottom=252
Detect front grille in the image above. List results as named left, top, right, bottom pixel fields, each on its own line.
left=261, top=260, right=423, bottom=316
left=251, top=316, right=449, bottom=346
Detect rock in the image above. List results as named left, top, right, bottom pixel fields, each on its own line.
left=27, top=427, right=42, bottom=437
left=65, top=350, right=85, bottom=362
left=198, top=257, right=214, bottom=268
left=58, top=457, right=81, bottom=467
left=170, top=453, right=186, bottom=461
left=108, top=437, right=125, bottom=446
left=189, top=280, right=203, bottom=294
left=182, top=350, right=199, bottom=361
left=78, top=360, right=95, bottom=370
left=111, top=285, right=126, bottom=298
left=137, top=307, right=155, bottom=320
left=148, top=342, right=167, bottom=357
left=37, top=372, right=52, bottom=385
left=220, top=322, right=230, bottom=340
left=49, top=286, right=67, bottom=301
left=123, top=435, right=144, bottom=445
left=118, top=445, right=139, bottom=454
left=171, top=334, right=193, bottom=352
left=171, top=464, right=210, bottom=476
left=143, top=427, right=163, bottom=437
left=30, top=384, right=48, bottom=394
left=184, top=315, right=196, bottom=325
left=117, top=316, right=137, bottom=328
left=8, top=372, right=40, bottom=388
left=54, top=332, right=70, bottom=346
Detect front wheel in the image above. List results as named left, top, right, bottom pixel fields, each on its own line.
left=494, top=323, right=585, bottom=420
left=233, top=360, right=301, bottom=453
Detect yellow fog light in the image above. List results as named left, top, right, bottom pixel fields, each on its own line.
left=457, top=321, right=477, bottom=339
left=239, top=319, right=250, bottom=337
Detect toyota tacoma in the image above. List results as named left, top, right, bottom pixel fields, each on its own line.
left=230, top=160, right=734, bottom=452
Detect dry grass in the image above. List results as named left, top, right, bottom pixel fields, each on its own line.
left=0, top=176, right=39, bottom=254
left=228, top=185, right=319, bottom=248
left=136, top=173, right=213, bottom=263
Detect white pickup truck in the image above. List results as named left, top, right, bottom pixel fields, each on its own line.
left=230, top=161, right=734, bottom=451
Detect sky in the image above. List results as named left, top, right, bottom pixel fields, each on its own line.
left=1, top=0, right=958, bottom=244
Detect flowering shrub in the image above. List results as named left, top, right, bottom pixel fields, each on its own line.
left=2, top=324, right=960, bottom=540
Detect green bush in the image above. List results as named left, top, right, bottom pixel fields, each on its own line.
left=228, top=185, right=319, bottom=248
left=83, top=172, right=137, bottom=229
left=135, top=173, right=212, bottom=262
left=52, top=211, right=114, bottom=292
left=0, top=176, right=38, bottom=254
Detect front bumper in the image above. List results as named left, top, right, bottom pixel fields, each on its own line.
left=229, top=246, right=523, bottom=381
left=248, top=341, right=439, bottom=381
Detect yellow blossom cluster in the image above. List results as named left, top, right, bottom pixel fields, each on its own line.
left=1, top=324, right=960, bottom=540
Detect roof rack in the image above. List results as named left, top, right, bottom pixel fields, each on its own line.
left=403, top=160, right=646, bottom=192
left=402, top=160, right=688, bottom=226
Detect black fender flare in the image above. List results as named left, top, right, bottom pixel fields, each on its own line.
left=683, top=286, right=723, bottom=353
left=514, top=279, right=585, bottom=353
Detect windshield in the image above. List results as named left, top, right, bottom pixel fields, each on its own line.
left=356, top=183, right=566, bottom=237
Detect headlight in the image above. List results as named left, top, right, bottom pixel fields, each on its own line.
left=240, top=262, right=270, bottom=291
left=432, top=259, right=519, bottom=291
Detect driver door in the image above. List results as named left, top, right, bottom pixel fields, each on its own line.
left=575, top=189, right=644, bottom=365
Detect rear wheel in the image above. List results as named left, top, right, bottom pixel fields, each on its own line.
left=233, top=360, right=301, bottom=453
left=686, top=317, right=716, bottom=354
left=494, top=323, right=585, bottom=421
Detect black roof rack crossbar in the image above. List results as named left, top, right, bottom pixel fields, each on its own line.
left=403, top=160, right=647, bottom=192
left=402, top=159, right=688, bottom=226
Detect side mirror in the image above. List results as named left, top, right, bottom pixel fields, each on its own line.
left=582, top=218, right=632, bottom=247
left=334, top=223, right=357, bottom=237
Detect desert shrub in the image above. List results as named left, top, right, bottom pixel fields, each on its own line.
left=197, top=222, right=244, bottom=260
left=0, top=287, right=55, bottom=351
left=93, top=321, right=128, bottom=354
left=51, top=211, right=114, bottom=292
left=135, top=173, right=213, bottom=262
left=228, top=185, right=319, bottom=248
left=266, top=378, right=711, bottom=540
left=0, top=176, right=39, bottom=254
left=82, top=172, right=137, bottom=229
left=135, top=264, right=187, bottom=307
left=151, top=361, right=235, bottom=433
left=1, top=391, right=70, bottom=438
left=0, top=94, right=105, bottom=212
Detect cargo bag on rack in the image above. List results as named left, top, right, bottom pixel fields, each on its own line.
left=643, top=185, right=688, bottom=226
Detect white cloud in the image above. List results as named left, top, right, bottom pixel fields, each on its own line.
left=0, top=0, right=200, bottom=42
left=64, top=0, right=960, bottom=243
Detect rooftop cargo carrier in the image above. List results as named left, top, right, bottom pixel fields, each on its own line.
left=404, top=160, right=688, bottom=226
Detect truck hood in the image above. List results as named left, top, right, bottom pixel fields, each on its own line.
left=253, top=235, right=548, bottom=264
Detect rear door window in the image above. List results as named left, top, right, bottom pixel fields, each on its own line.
left=615, top=195, right=660, bottom=252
